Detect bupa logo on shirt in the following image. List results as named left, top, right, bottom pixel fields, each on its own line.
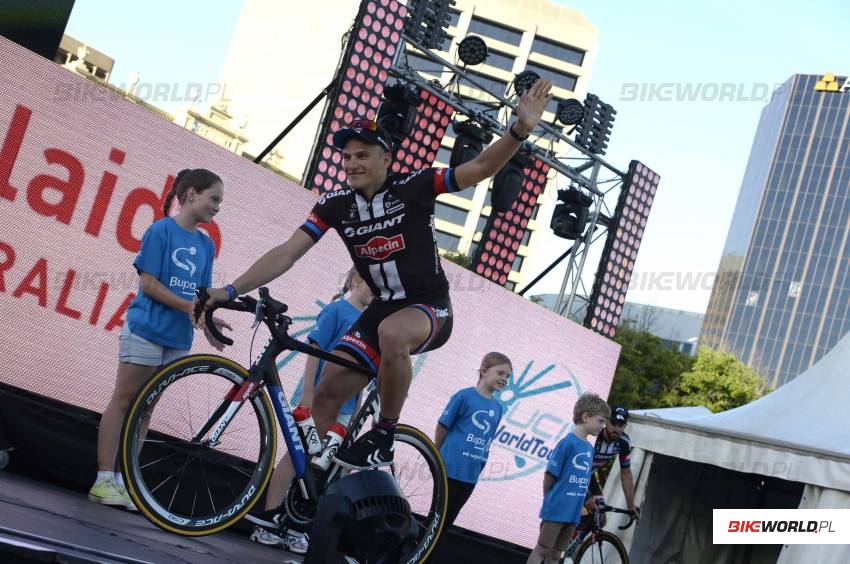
left=572, top=451, right=590, bottom=472
left=169, top=247, right=198, bottom=296
left=171, top=247, right=197, bottom=276
left=471, top=409, right=497, bottom=436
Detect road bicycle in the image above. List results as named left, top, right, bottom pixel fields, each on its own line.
left=561, top=504, right=636, bottom=564
left=119, top=287, right=447, bottom=563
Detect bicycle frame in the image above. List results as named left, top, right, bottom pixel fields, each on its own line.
left=195, top=289, right=376, bottom=502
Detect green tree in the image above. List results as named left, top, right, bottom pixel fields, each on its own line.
left=661, top=347, right=769, bottom=412
left=608, top=325, right=694, bottom=409
left=440, top=250, right=473, bottom=270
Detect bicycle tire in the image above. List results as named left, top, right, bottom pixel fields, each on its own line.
left=119, top=354, right=278, bottom=535
left=366, top=424, right=449, bottom=564
left=573, top=530, right=629, bottom=564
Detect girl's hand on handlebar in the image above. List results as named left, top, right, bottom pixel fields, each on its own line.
left=195, top=287, right=231, bottom=327
left=203, top=316, right=232, bottom=351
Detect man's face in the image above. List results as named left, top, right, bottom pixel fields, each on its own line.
left=605, top=420, right=626, bottom=441
left=342, top=138, right=390, bottom=191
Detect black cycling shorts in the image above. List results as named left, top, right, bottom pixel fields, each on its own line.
left=333, top=295, right=453, bottom=372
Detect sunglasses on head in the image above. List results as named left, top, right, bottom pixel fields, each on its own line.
left=349, top=118, right=378, bottom=132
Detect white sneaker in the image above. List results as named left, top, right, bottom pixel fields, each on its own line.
left=88, top=478, right=126, bottom=507
left=116, top=484, right=139, bottom=512
left=250, top=527, right=309, bottom=555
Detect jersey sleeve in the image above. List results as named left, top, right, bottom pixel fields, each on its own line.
left=438, top=390, right=465, bottom=428
left=432, top=167, right=460, bottom=196
left=307, top=302, right=342, bottom=349
left=396, top=167, right=460, bottom=205
left=299, top=198, right=335, bottom=242
left=133, top=226, right=165, bottom=278
left=618, top=434, right=632, bottom=469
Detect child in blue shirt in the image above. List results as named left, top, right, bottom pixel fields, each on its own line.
left=527, top=393, right=610, bottom=564
left=252, top=268, right=373, bottom=553
left=89, top=168, right=229, bottom=510
left=435, top=351, right=511, bottom=528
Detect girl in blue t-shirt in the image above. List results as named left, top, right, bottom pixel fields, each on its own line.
left=434, top=351, right=511, bottom=528
left=89, top=168, right=230, bottom=510
left=251, top=267, right=373, bottom=552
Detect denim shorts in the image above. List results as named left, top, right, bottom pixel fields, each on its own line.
left=118, top=324, right=188, bottom=366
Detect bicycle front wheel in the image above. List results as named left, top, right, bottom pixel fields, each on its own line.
left=573, top=530, right=629, bottom=564
left=119, top=354, right=277, bottom=535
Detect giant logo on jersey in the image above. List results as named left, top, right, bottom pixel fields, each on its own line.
left=343, top=214, right=405, bottom=238
left=354, top=234, right=406, bottom=260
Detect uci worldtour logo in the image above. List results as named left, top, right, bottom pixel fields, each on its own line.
left=172, top=247, right=197, bottom=276
left=486, top=360, right=583, bottom=482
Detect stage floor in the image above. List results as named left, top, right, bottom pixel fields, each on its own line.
left=0, top=471, right=302, bottom=564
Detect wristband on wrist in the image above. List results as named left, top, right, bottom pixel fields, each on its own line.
left=224, top=284, right=238, bottom=301
left=509, top=123, right=529, bottom=141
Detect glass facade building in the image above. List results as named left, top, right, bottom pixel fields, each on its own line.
left=701, top=74, right=850, bottom=387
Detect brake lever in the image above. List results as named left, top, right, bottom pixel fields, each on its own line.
left=252, top=297, right=263, bottom=329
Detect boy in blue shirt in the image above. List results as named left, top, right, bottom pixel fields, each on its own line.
left=527, top=393, right=610, bottom=564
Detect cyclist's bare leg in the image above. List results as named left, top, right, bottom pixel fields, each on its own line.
left=264, top=453, right=295, bottom=510
left=373, top=307, right=432, bottom=420
left=313, top=351, right=370, bottom=437
left=96, top=362, right=157, bottom=471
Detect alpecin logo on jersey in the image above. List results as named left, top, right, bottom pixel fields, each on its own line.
left=354, top=234, right=405, bottom=260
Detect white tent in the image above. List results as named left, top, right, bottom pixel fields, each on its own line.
left=599, top=333, right=850, bottom=564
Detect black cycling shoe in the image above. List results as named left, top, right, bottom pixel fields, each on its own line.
left=333, top=427, right=395, bottom=469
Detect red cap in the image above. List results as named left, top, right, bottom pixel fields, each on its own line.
left=329, top=422, right=347, bottom=437
left=292, top=406, right=311, bottom=421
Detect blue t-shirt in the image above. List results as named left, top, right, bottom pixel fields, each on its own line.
left=540, top=432, right=594, bottom=524
left=126, top=217, right=214, bottom=351
left=438, top=387, right=504, bottom=484
left=308, top=298, right=363, bottom=415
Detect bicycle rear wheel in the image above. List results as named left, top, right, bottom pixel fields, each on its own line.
left=119, top=354, right=277, bottom=535
left=573, top=530, right=629, bottom=564
left=375, top=424, right=448, bottom=564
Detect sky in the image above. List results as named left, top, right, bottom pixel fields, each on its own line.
left=64, top=0, right=850, bottom=314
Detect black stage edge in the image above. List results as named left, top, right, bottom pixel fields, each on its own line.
left=0, top=383, right=532, bottom=562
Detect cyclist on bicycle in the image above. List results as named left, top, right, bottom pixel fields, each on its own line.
left=589, top=406, right=640, bottom=518
left=201, top=78, right=553, bottom=469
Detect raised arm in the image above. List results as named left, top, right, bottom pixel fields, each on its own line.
left=453, top=79, right=552, bottom=190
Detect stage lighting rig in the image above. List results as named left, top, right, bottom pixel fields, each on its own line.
left=457, top=35, right=488, bottom=66
left=404, top=0, right=456, bottom=50
left=377, top=83, right=422, bottom=145
left=550, top=188, right=593, bottom=240
left=555, top=98, right=585, bottom=126
left=449, top=120, right=493, bottom=167
left=574, top=93, right=616, bottom=155
left=512, top=70, right=541, bottom=97
left=491, top=147, right=532, bottom=213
